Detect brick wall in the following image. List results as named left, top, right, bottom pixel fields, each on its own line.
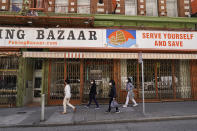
left=137, top=0, right=146, bottom=15
left=158, top=0, right=167, bottom=16
left=0, top=0, right=10, bottom=11
left=177, top=0, right=191, bottom=17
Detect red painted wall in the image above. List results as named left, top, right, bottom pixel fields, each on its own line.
left=191, top=0, right=197, bottom=14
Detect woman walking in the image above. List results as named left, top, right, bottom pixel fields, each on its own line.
left=123, top=77, right=138, bottom=107
left=62, top=79, right=76, bottom=114
left=86, top=79, right=99, bottom=109
left=106, top=79, right=120, bottom=113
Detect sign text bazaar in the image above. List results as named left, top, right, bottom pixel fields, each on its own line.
left=0, top=29, right=97, bottom=40
left=0, top=28, right=105, bottom=48
left=0, top=27, right=197, bottom=50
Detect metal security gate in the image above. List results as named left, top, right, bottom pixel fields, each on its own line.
left=0, top=56, right=18, bottom=107
left=139, top=60, right=157, bottom=100
left=119, top=60, right=138, bottom=103
left=48, top=59, right=81, bottom=105
left=174, top=60, right=192, bottom=99
left=48, top=59, right=65, bottom=105
left=157, top=60, right=174, bottom=99
left=48, top=58, right=195, bottom=105
left=83, top=59, right=113, bottom=103
left=126, top=59, right=193, bottom=102
left=65, top=60, right=81, bottom=104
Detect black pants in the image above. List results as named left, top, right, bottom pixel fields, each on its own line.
left=108, top=97, right=119, bottom=112
left=87, top=94, right=99, bottom=107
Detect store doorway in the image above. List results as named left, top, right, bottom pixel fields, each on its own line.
left=48, top=59, right=81, bottom=105
left=32, top=60, right=42, bottom=102
left=83, top=59, right=113, bottom=103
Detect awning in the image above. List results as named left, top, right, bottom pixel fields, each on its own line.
left=0, top=52, right=21, bottom=57
left=22, top=52, right=197, bottom=59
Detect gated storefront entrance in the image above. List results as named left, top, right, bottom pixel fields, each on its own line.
left=48, top=59, right=114, bottom=105
left=0, top=56, right=18, bottom=107
left=1, top=54, right=197, bottom=107
left=83, top=59, right=113, bottom=103
left=48, top=59, right=81, bottom=105
left=47, top=58, right=196, bottom=105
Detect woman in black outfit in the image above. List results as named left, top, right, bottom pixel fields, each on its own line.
left=106, top=79, right=120, bottom=113
left=86, top=79, right=99, bottom=109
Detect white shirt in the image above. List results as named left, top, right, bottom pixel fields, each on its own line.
left=64, top=84, right=71, bottom=98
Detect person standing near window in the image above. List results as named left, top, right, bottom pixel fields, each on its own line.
left=62, top=79, right=76, bottom=114
left=123, top=77, right=138, bottom=108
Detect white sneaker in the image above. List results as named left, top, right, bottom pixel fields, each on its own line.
left=115, top=110, right=120, bottom=113
left=133, top=103, right=138, bottom=107
left=123, top=105, right=127, bottom=108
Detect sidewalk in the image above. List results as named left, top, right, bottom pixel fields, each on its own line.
left=0, top=101, right=197, bottom=128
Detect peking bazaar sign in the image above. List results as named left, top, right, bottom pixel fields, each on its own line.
left=136, top=30, right=197, bottom=50
left=0, top=27, right=197, bottom=50
left=0, top=27, right=106, bottom=48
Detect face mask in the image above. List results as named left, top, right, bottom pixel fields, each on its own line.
left=109, top=83, right=112, bottom=86
left=91, top=82, right=93, bottom=84
left=125, top=80, right=128, bottom=83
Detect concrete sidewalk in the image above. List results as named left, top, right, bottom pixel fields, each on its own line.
left=0, top=101, right=197, bottom=128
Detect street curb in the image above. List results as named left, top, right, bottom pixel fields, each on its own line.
left=1, top=115, right=197, bottom=128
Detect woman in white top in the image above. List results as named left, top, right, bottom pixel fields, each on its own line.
left=62, top=79, right=76, bottom=114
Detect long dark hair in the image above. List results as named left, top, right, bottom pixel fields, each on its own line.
left=65, top=79, right=70, bottom=84
left=109, top=79, right=115, bottom=86
left=127, top=77, right=132, bottom=83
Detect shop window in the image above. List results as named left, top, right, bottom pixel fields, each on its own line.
left=0, top=56, right=18, bottom=107
left=83, top=59, right=113, bottom=102
left=174, top=60, right=191, bottom=99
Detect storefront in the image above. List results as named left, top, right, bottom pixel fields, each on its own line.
left=1, top=27, right=197, bottom=106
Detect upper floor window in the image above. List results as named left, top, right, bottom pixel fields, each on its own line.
left=1, top=0, right=191, bottom=17
left=0, top=0, right=10, bottom=11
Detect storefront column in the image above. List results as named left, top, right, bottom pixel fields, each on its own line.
left=23, top=59, right=34, bottom=105
left=114, top=59, right=121, bottom=100
left=119, top=60, right=127, bottom=102
left=16, top=57, right=26, bottom=107
left=120, top=60, right=127, bottom=88
left=41, top=59, right=49, bottom=104
left=191, top=60, right=197, bottom=100
left=80, top=59, right=84, bottom=103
